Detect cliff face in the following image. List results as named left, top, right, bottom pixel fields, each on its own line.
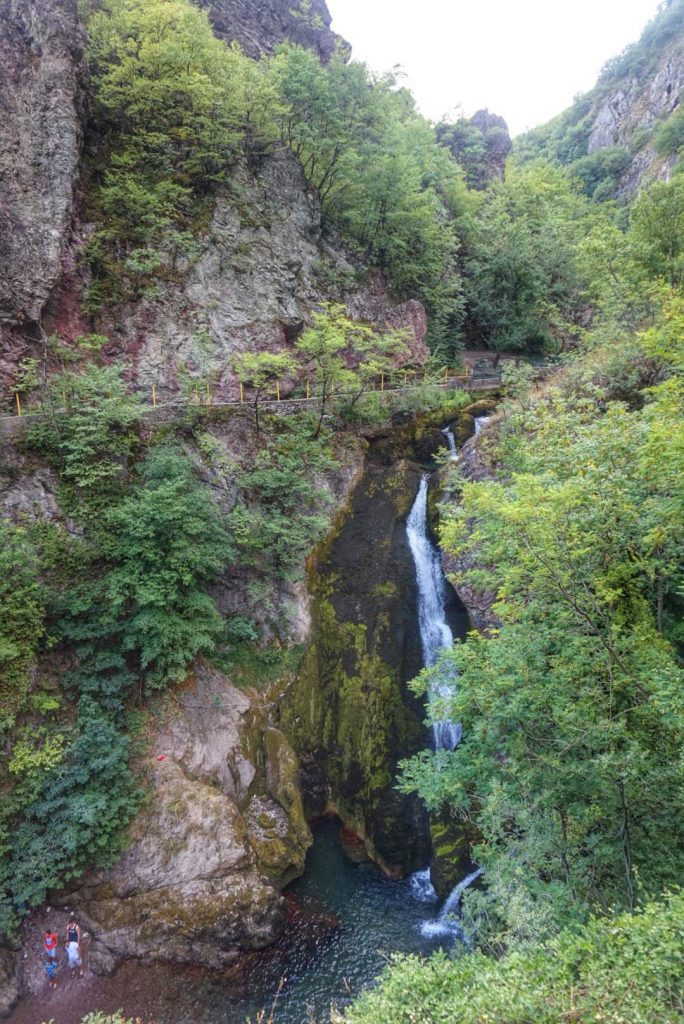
left=99, top=152, right=428, bottom=399
left=198, top=0, right=343, bottom=61
left=0, top=0, right=83, bottom=349
left=66, top=667, right=310, bottom=975
left=587, top=35, right=684, bottom=195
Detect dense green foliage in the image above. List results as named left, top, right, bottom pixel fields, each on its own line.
left=227, top=415, right=339, bottom=593
left=461, top=164, right=590, bottom=352
left=340, top=891, right=684, bottom=1024
left=400, top=184, right=684, bottom=944
left=0, top=368, right=234, bottom=933
left=0, top=524, right=45, bottom=731
left=6, top=4, right=684, bottom=1019
left=269, top=48, right=471, bottom=343
left=436, top=114, right=510, bottom=191
left=82, top=0, right=278, bottom=308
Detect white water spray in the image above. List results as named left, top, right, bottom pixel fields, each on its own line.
left=407, top=474, right=483, bottom=939
left=441, top=425, right=458, bottom=459
left=420, top=867, right=483, bottom=938
left=408, top=868, right=439, bottom=904
left=474, top=416, right=491, bottom=436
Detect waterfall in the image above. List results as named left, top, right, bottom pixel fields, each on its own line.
left=406, top=477, right=461, bottom=751
left=408, top=868, right=439, bottom=903
left=474, top=415, right=490, bottom=436
left=441, top=425, right=457, bottom=458
left=420, top=868, right=483, bottom=938
left=407, top=473, right=481, bottom=940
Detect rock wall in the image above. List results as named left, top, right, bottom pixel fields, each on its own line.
left=281, top=457, right=432, bottom=877
left=0, top=0, right=83, bottom=390
left=96, top=151, right=428, bottom=401
left=588, top=37, right=684, bottom=196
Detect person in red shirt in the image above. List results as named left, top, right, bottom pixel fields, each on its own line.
left=43, top=928, right=59, bottom=962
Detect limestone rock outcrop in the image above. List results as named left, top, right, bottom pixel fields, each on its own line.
left=198, top=0, right=344, bottom=62
left=588, top=40, right=684, bottom=195
left=0, top=0, right=83, bottom=329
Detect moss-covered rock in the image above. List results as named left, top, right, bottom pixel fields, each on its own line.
left=462, top=398, right=498, bottom=418
left=429, top=816, right=478, bottom=900
left=280, top=459, right=431, bottom=875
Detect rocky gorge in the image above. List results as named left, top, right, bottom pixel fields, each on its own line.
left=0, top=395, right=495, bottom=1019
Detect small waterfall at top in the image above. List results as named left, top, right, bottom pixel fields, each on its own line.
left=409, top=868, right=439, bottom=904
left=406, top=476, right=461, bottom=751
left=441, top=425, right=457, bottom=459
left=474, top=415, right=490, bottom=436
left=420, top=867, right=483, bottom=938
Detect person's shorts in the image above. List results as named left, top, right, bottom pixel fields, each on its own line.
left=67, top=947, right=82, bottom=968
left=45, top=947, right=57, bottom=959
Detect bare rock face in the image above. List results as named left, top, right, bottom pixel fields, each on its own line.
left=67, top=666, right=312, bottom=974
left=586, top=38, right=684, bottom=195
left=197, top=0, right=343, bottom=61
left=0, top=0, right=83, bottom=327
left=102, top=152, right=428, bottom=398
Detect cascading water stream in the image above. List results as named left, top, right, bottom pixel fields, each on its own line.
left=474, top=415, right=491, bottom=436
left=406, top=476, right=461, bottom=751
left=407, top=472, right=482, bottom=938
left=420, top=868, right=483, bottom=938
left=441, top=425, right=457, bottom=458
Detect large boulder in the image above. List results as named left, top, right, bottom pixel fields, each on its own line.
left=66, top=667, right=312, bottom=974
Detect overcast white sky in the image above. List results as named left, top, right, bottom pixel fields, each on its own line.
left=326, top=0, right=662, bottom=136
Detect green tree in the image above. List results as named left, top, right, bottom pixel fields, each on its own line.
left=103, top=445, right=231, bottom=688
left=295, top=304, right=407, bottom=437
left=339, top=891, right=684, bottom=1024
left=630, top=177, right=684, bottom=286
left=401, top=379, right=684, bottom=946
left=232, top=351, right=299, bottom=434
left=462, top=164, right=589, bottom=354
left=82, top=0, right=278, bottom=305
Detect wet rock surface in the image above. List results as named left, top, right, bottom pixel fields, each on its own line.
left=281, top=454, right=433, bottom=876
left=439, top=402, right=500, bottom=632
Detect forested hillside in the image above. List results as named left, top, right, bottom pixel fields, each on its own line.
left=0, top=0, right=683, bottom=1021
